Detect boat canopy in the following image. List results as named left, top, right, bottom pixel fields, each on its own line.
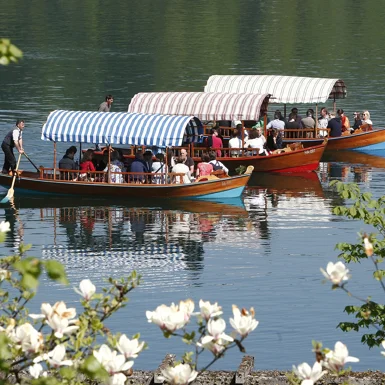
left=204, top=75, right=347, bottom=104
left=41, top=110, right=203, bottom=147
left=128, top=92, right=270, bottom=121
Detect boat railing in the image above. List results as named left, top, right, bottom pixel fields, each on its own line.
left=283, top=128, right=331, bottom=139
left=39, top=168, right=187, bottom=185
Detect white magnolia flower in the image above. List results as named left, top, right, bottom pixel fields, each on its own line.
left=292, top=362, right=326, bottom=385
left=197, top=338, right=226, bottom=356
left=320, top=261, right=350, bottom=285
left=0, top=269, right=10, bottom=281
left=11, top=323, right=44, bottom=353
left=46, top=344, right=73, bottom=368
left=201, top=318, right=233, bottom=345
left=0, top=221, right=10, bottom=233
left=29, top=363, right=46, bottom=379
left=75, top=279, right=96, bottom=301
left=198, top=300, right=223, bottom=320
left=381, top=341, right=385, bottom=356
left=30, top=301, right=77, bottom=321
left=46, top=314, right=79, bottom=338
left=160, top=363, right=198, bottom=385
left=179, top=299, right=195, bottom=322
left=116, top=334, right=145, bottom=359
left=93, top=344, right=133, bottom=376
left=109, top=373, right=127, bottom=385
left=323, top=341, right=359, bottom=373
left=364, top=237, right=374, bottom=257
left=146, top=304, right=187, bottom=332
left=229, top=305, right=259, bottom=337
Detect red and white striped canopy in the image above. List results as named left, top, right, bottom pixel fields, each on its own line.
left=128, top=92, right=270, bottom=121
left=204, top=75, right=347, bottom=104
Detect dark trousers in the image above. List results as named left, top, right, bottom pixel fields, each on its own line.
left=1, top=143, right=16, bottom=173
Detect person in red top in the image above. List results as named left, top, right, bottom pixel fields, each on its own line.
left=211, top=128, right=223, bottom=157
left=337, top=109, right=350, bottom=132
left=196, top=153, right=214, bottom=178
left=80, top=149, right=96, bottom=172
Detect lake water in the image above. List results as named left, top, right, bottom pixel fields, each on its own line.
left=2, top=0, right=385, bottom=372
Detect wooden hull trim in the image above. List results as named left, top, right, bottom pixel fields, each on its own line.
left=0, top=173, right=251, bottom=199
left=283, top=128, right=385, bottom=151
left=202, top=142, right=326, bottom=173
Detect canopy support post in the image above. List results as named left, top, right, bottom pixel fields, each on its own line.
left=283, top=104, right=287, bottom=120
left=315, top=104, right=318, bottom=138
left=333, top=96, right=336, bottom=115
left=241, top=120, right=245, bottom=152
left=107, top=145, right=111, bottom=183
left=79, top=142, right=82, bottom=167
left=165, top=147, right=169, bottom=183
left=53, top=142, right=57, bottom=180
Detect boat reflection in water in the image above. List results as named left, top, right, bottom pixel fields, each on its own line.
left=2, top=196, right=252, bottom=283
left=320, top=149, right=385, bottom=186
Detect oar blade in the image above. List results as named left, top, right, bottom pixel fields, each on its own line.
left=0, top=188, right=14, bottom=204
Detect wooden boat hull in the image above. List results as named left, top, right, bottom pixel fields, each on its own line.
left=210, top=142, right=326, bottom=173
left=283, top=128, right=385, bottom=151
left=0, top=172, right=250, bottom=200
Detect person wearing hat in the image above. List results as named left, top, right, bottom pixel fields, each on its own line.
left=2, top=119, right=25, bottom=175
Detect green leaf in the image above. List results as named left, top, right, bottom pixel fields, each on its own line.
left=79, top=356, right=109, bottom=381
left=44, top=260, right=68, bottom=284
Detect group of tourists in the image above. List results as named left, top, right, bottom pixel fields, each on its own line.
left=262, top=107, right=373, bottom=138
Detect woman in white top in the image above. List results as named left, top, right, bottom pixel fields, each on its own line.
left=362, top=110, right=373, bottom=125
left=245, top=129, right=266, bottom=155
left=228, top=131, right=243, bottom=157
left=172, top=156, right=192, bottom=184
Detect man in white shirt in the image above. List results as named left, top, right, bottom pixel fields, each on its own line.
left=1, top=119, right=24, bottom=175
left=318, top=107, right=330, bottom=137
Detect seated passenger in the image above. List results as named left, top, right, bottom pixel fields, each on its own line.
left=285, top=112, right=300, bottom=129
left=301, top=109, right=316, bottom=129
left=208, top=151, right=229, bottom=174
left=352, top=112, right=363, bottom=131
left=318, top=107, right=330, bottom=137
left=327, top=114, right=342, bottom=137
left=80, top=149, right=96, bottom=172
left=266, top=111, right=285, bottom=134
left=129, top=150, right=148, bottom=183
left=228, top=130, right=243, bottom=157
left=266, top=129, right=283, bottom=152
left=361, top=110, right=373, bottom=130
left=337, top=109, right=350, bottom=132
left=104, top=150, right=124, bottom=183
left=290, top=107, right=303, bottom=128
left=152, top=153, right=166, bottom=184
left=206, top=128, right=223, bottom=157
left=59, top=147, right=77, bottom=180
left=245, top=129, right=267, bottom=155
left=196, top=153, right=214, bottom=177
left=172, top=156, right=192, bottom=184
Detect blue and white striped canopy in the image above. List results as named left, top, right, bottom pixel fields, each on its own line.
left=41, top=110, right=201, bottom=147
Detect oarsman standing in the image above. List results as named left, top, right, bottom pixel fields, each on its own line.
left=96, top=95, right=114, bottom=150
left=98, top=94, right=114, bottom=112
left=2, top=119, right=25, bottom=175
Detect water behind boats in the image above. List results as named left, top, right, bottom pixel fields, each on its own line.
left=2, top=0, right=385, bottom=372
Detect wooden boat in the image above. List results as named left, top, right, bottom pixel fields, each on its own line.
left=128, top=92, right=326, bottom=173
left=0, top=111, right=252, bottom=201
left=203, top=75, right=385, bottom=151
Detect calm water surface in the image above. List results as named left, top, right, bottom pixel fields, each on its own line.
left=2, top=0, right=385, bottom=372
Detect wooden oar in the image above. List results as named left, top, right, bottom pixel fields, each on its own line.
left=1, top=153, right=22, bottom=203
left=23, top=152, right=39, bottom=172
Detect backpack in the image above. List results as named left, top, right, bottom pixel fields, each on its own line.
left=212, top=161, right=223, bottom=171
